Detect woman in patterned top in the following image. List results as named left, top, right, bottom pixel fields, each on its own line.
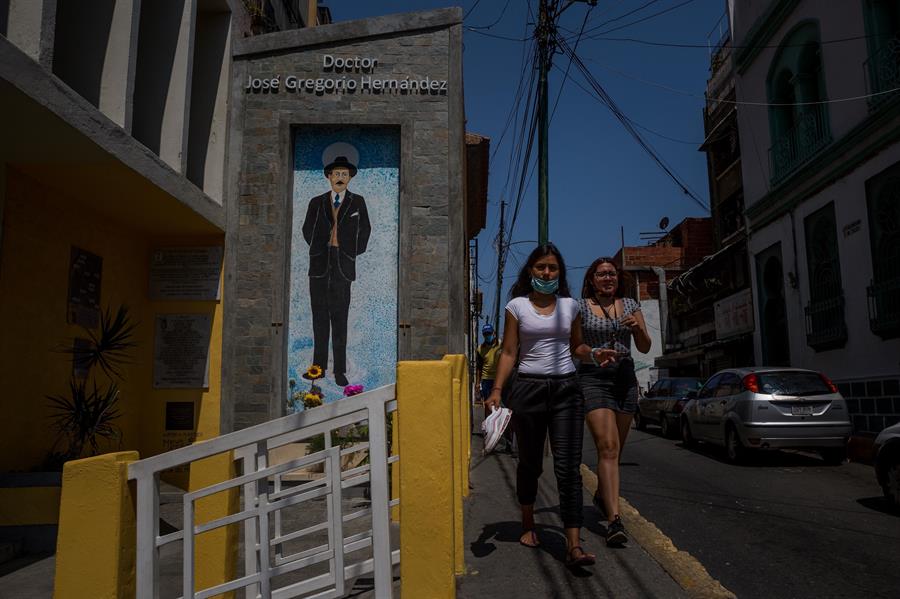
left=578, top=257, right=651, bottom=546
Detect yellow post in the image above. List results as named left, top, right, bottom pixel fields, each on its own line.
left=397, top=360, right=455, bottom=599
left=188, top=450, right=239, bottom=597
left=443, top=354, right=467, bottom=574
left=54, top=451, right=139, bottom=599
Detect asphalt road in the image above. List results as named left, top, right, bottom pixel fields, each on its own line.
left=581, top=424, right=900, bottom=599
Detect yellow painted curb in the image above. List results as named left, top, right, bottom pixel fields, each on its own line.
left=580, top=465, right=736, bottom=599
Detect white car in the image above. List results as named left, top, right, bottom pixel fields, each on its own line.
left=874, top=422, right=900, bottom=509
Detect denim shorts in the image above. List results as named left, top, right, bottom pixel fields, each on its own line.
left=577, top=359, right=638, bottom=414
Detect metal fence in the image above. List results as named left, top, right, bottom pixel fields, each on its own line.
left=128, top=384, right=399, bottom=599
left=768, top=103, right=831, bottom=183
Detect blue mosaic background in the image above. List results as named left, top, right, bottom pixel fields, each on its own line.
left=288, top=126, right=399, bottom=409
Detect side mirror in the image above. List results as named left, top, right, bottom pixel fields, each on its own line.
left=685, top=391, right=698, bottom=400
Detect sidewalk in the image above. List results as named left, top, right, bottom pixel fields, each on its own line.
left=457, top=431, right=688, bottom=599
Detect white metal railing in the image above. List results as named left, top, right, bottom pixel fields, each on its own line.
left=128, top=384, right=399, bottom=599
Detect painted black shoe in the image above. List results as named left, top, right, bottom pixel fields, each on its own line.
left=606, top=515, right=627, bottom=546
left=335, top=372, right=349, bottom=386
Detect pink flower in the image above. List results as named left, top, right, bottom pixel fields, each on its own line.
left=343, top=385, right=364, bottom=397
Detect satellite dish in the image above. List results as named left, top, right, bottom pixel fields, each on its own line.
left=659, top=217, right=670, bottom=230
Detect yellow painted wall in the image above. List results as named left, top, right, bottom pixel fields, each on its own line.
left=0, top=166, right=224, bottom=478
left=53, top=451, right=138, bottom=599
left=397, top=360, right=456, bottom=599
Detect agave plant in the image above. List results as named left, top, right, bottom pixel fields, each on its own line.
left=45, top=305, right=136, bottom=466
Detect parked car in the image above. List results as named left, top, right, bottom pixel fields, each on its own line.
left=874, top=421, right=900, bottom=509
left=679, top=367, right=852, bottom=464
left=635, top=377, right=704, bottom=438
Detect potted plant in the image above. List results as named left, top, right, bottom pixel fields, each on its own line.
left=43, top=305, right=137, bottom=470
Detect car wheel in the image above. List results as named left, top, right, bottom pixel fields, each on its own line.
left=660, top=414, right=674, bottom=439
left=681, top=418, right=696, bottom=448
left=725, top=425, right=745, bottom=464
left=884, top=458, right=900, bottom=509
left=819, top=447, right=847, bottom=465
left=634, top=411, right=646, bottom=431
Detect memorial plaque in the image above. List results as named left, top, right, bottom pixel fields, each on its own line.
left=149, top=247, right=223, bottom=301
left=153, top=314, right=212, bottom=388
left=165, top=401, right=196, bottom=431
left=67, top=247, right=102, bottom=328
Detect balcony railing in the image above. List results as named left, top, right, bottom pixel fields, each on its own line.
left=805, top=293, right=848, bottom=351
left=868, top=276, right=900, bottom=339
left=864, top=37, right=900, bottom=108
left=769, top=103, right=832, bottom=183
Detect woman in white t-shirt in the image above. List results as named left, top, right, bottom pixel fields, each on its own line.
left=485, top=244, right=615, bottom=568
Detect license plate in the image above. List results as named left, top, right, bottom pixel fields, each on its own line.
left=791, top=405, right=813, bottom=416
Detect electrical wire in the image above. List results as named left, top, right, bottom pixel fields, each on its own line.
left=467, top=0, right=513, bottom=30
left=590, top=32, right=885, bottom=49
left=586, top=58, right=900, bottom=107
left=463, top=0, right=483, bottom=21
left=554, top=33, right=710, bottom=212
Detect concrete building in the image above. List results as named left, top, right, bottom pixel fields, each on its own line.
left=613, top=217, right=714, bottom=392
left=658, top=18, right=755, bottom=378
left=0, top=1, right=483, bottom=560
left=732, top=0, right=900, bottom=434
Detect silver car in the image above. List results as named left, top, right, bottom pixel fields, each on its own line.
left=874, top=422, right=900, bottom=509
left=680, top=367, right=852, bottom=464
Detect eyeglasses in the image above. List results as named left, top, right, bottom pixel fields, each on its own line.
left=593, top=271, right=618, bottom=279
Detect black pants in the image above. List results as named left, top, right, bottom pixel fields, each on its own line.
left=309, top=247, right=351, bottom=374
left=509, top=372, right=584, bottom=529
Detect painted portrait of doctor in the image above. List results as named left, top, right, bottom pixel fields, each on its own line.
left=301, top=144, right=371, bottom=387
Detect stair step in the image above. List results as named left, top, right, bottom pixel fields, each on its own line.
left=0, top=540, right=23, bottom=565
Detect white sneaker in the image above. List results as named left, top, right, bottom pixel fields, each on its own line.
left=482, top=406, right=512, bottom=454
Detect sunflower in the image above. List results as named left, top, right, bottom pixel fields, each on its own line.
left=303, top=392, right=323, bottom=408
left=303, top=364, right=324, bottom=380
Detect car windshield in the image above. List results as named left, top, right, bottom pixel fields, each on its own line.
left=757, top=371, right=832, bottom=397
left=671, top=379, right=702, bottom=395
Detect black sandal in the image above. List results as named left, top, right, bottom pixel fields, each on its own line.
left=566, top=545, right=596, bottom=567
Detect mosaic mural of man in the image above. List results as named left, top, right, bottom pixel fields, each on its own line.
left=301, top=147, right=371, bottom=386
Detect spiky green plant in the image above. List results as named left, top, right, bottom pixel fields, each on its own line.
left=45, top=305, right=136, bottom=466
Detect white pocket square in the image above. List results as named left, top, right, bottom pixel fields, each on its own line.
left=350, top=211, right=359, bottom=217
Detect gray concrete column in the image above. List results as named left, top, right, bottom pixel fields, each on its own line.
left=4, top=0, right=55, bottom=69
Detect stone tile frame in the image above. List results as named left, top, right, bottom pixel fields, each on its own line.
left=220, top=9, right=466, bottom=431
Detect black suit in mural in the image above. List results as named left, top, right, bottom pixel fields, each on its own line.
left=302, top=189, right=371, bottom=380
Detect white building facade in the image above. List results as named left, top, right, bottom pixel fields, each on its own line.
left=733, top=0, right=900, bottom=435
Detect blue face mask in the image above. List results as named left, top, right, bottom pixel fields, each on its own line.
left=483, top=334, right=494, bottom=343
left=531, top=276, right=559, bottom=295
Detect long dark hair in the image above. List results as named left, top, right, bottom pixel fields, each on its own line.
left=581, top=256, right=632, bottom=299
left=509, top=243, right=571, bottom=299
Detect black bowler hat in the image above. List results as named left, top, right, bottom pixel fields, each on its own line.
left=324, top=155, right=357, bottom=177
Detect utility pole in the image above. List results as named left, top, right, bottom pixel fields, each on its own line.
left=537, top=0, right=551, bottom=246
left=493, top=200, right=506, bottom=330
left=535, top=0, right=595, bottom=246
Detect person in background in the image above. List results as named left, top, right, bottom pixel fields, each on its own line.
left=476, top=323, right=514, bottom=453
left=577, top=257, right=651, bottom=546
left=485, top=243, right=615, bottom=568
left=475, top=323, right=502, bottom=417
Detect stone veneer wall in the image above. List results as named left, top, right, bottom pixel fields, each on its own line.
left=837, top=377, right=900, bottom=435
left=222, top=9, right=466, bottom=430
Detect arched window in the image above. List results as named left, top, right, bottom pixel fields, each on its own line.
left=863, top=0, right=900, bottom=101
left=766, top=22, right=831, bottom=183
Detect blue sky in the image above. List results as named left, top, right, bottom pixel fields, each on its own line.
left=332, top=0, right=728, bottom=326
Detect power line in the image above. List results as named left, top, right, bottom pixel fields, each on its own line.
left=463, top=0, right=483, bottom=21
left=560, top=0, right=699, bottom=42
left=586, top=58, right=900, bottom=107
left=467, top=0, right=513, bottom=30
left=590, top=32, right=883, bottom=49
left=554, top=33, right=710, bottom=212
